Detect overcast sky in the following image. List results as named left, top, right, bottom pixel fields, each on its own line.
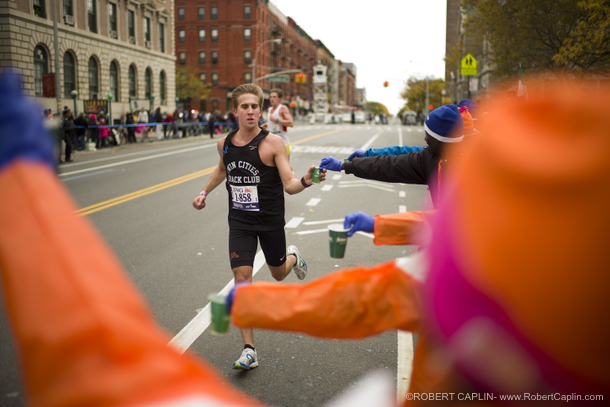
left=272, top=0, right=447, bottom=114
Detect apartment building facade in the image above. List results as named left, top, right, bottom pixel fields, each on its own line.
left=0, top=0, right=176, bottom=119
left=174, top=0, right=322, bottom=114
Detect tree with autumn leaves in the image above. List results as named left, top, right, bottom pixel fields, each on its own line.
left=458, top=0, right=610, bottom=79
left=175, top=66, right=212, bottom=104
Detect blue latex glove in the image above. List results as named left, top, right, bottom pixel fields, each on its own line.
left=344, top=211, right=375, bottom=237
left=347, top=149, right=365, bottom=161
left=226, top=281, right=250, bottom=314
left=0, top=71, right=56, bottom=172
left=320, top=156, right=342, bottom=172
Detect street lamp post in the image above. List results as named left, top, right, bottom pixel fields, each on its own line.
left=107, top=93, right=113, bottom=125
left=252, top=38, right=282, bottom=83
left=150, top=94, right=155, bottom=113
left=71, top=90, right=78, bottom=115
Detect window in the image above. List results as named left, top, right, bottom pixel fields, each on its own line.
left=199, top=29, right=205, bottom=43
left=144, top=17, right=151, bottom=42
left=199, top=72, right=206, bottom=84
left=128, top=10, right=135, bottom=41
left=179, top=30, right=185, bottom=44
left=88, top=57, right=99, bottom=98
left=63, top=52, right=75, bottom=98
left=128, top=65, right=136, bottom=98
left=211, top=72, right=218, bottom=86
left=109, top=61, right=119, bottom=101
left=211, top=29, right=218, bottom=43
left=63, top=0, right=72, bottom=17
left=33, top=0, right=46, bottom=18
left=199, top=51, right=205, bottom=65
left=159, top=71, right=166, bottom=103
left=145, top=68, right=151, bottom=98
left=178, top=7, right=184, bottom=21
left=211, top=51, right=218, bottom=65
left=159, top=23, right=165, bottom=52
left=244, top=28, right=250, bottom=43
left=198, top=7, right=205, bottom=21
left=179, top=51, right=186, bottom=65
left=108, top=3, right=117, bottom=33
left=87, top=0, right=97, bottom=33
left=212, top=99, right=219, bottom=111
left=34, top=46, right=48, bottom=96
left=211, top=6, right=217, bottom=20
left=244, top=50, right=251, bottom=64
left=244, top=5, right=250, bottom=19
left=244, top=72, right=251, bottom=84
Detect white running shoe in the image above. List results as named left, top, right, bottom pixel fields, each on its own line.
left=232, top=348, right=258, bottom=370
left=287, top=245, right=307, bottom=280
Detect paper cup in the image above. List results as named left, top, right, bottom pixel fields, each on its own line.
left=312, top=167, right=321, bottom=183
left=328, top=224, right=350, bottom=258
left=208, top=294, right=230, bottom=335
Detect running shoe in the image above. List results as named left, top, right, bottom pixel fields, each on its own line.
left=287, top=245, right=307, bottom=280
left=232, top=348, right=258, bottom=370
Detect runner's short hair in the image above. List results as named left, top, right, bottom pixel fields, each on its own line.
left=232, top=84, right=265, bottom=110
left=270, top=88, right=284, bottom=99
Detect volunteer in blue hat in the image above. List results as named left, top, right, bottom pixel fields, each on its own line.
left=319, top=104, right=464, bottom=209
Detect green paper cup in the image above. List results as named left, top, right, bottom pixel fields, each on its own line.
left=208, top=294, right=230, bottom=335
left=312, top=167, right=321, bottom=183
left=344, top=158, right=350, bottom=162
left=328, top=223, right=350, bottom=258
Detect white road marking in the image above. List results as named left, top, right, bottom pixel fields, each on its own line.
left=397, top=331, right=415, bottom=402
left=285, top=217, right=304, bottom=228
left=355, top=231, right=374, bottom=239
left=321, top=184, right=334, bottom=191
left=338, top=183, right=396, bottom=193
left=306, top=198, right=321, bottom=206
left=397, top=195, right=415, bottom=400
left=360, top=131, right=383, bottom=151
left=303, top=218, right=344, bottom=225
left=295, top=228, right=328, bottom=235
left=398, top=127, right=403, bottom=147
left=399, top=191, right=406, bottom=198
left=168, top=250, right=266, bottom=354
left=59, top=143, right=217, bottom=176
left=332, top=174, right=342, bottom=181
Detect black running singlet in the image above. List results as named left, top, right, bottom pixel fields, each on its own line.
left=223, top=129, right=285, bottom=230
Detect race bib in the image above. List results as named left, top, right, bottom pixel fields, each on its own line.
left=230, top=185, right=260, bottom=211
left=267, top=120, right=280, bottom=133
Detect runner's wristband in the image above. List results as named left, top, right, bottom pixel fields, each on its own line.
left=301, top=177, right=311, bottom=188
left=199, top=190, right=208, bottom=197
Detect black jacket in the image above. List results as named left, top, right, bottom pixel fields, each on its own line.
left=343, top=149, right=444, bottom=207
left=73, top=116, right=88, bottom=135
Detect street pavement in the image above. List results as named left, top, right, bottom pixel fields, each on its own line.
left=0, top=122, right=429, bottom=407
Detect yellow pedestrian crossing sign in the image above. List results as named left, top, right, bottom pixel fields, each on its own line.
left=461, top=53, right=477, bottom=76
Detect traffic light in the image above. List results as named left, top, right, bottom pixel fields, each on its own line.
left=383, top=81, right=389, bottom=87
left=429, top=105, right=434, bottom=111
left=296, top=73, right=306, bottom=83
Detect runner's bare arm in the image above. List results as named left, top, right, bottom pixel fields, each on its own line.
left=192, top=138, right=227, bottom=210
left=279, top=105, right=294, bottom=128
left=268, top=135, right=325, bottom=194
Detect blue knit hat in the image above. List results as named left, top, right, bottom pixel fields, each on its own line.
left=458, top=99, right=478, bottom=119
left=424, top=105, right=464, bottom=143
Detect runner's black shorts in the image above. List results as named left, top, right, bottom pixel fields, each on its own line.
left=229, top=228, right=286, bottom=269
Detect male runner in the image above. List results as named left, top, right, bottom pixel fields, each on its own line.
left=192, top=83, right=323, bottom=370
left=262, top=88, right=294, bottom=158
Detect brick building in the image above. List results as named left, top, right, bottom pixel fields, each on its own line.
left=0, top=0, right=176, bottom=120
left=174, top=0, right=319, bottom=115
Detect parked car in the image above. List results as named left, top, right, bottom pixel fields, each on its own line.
left=354, top=112, right=366, bottom=123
